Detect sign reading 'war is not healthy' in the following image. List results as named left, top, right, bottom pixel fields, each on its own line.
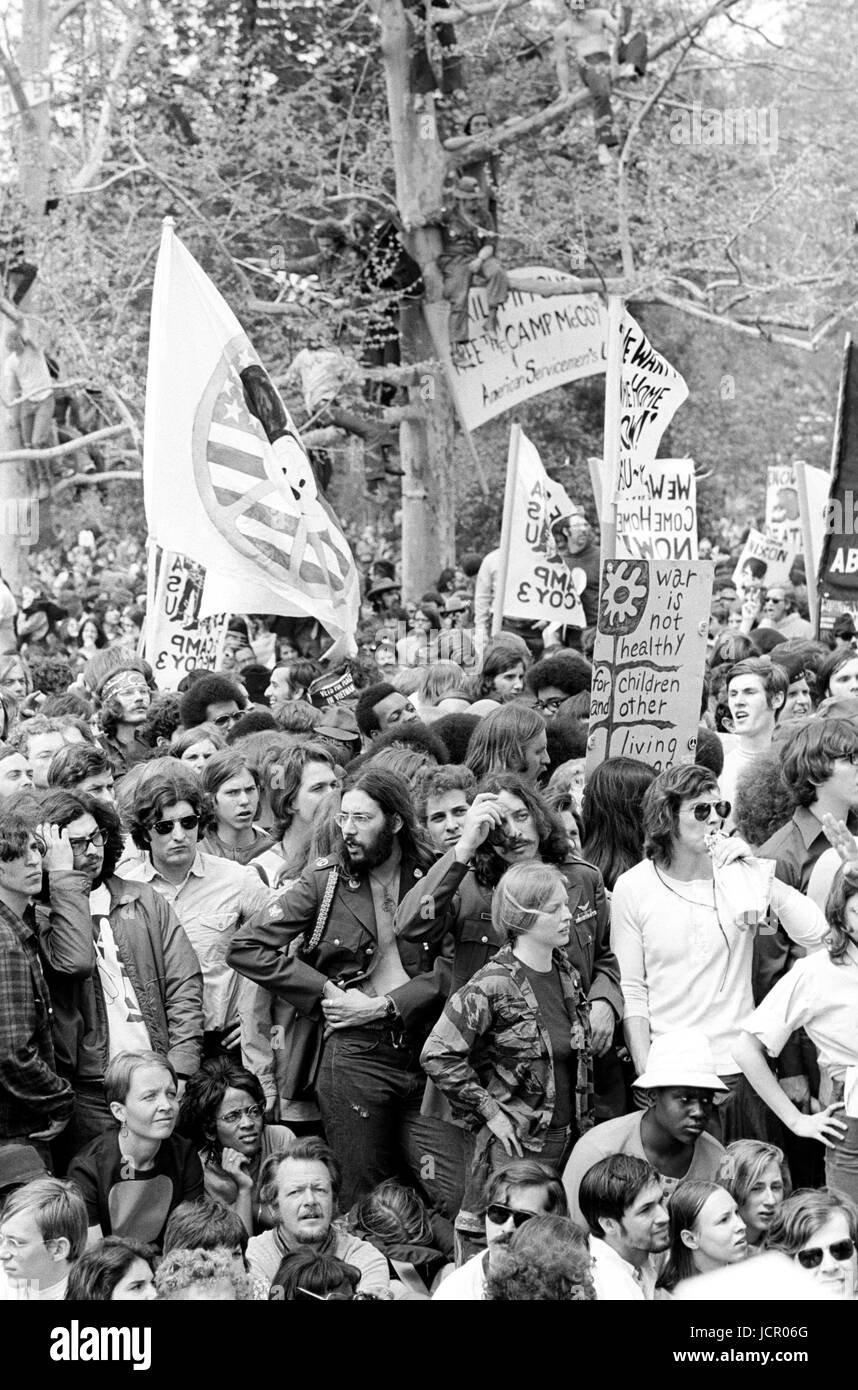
left=586, top=560, right=713, bottom=778
left=145, top=550, right=228, bottom=689
left=449, top=268, right=607, bottom=431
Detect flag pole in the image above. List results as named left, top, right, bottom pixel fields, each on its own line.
left=600, top=295, right=623, bottom=569
left=493, top=421, right=521, bottom=636
left=794, top=460, right=819, bottom=633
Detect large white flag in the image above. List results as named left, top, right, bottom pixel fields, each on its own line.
left=500, top=430, right=587, bottom=628
left=609, top=307, right=688, bottom=503
left=143, top=220, right=359, bottom=643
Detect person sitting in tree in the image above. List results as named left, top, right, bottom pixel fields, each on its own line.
left=552, top=0, right=647, bottom=167
left=434, top=177, right=509, bottom=357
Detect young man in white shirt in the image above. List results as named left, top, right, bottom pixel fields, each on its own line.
left=432, top=1159, right=567, bottom=1300
left=578, top=1154, right=670, bottom=1301
left=0, top=1177, right=87, bottom=1300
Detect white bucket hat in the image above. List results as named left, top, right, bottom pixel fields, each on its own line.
left=634, top=1029, right=728, bottom=1092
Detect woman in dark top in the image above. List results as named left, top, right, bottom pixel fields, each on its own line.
left=68, top=1050, right=204, bottom=1250
left=421, top=862, right=593, bottom=1246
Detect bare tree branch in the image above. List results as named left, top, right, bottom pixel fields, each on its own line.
left=0, top=425, right=132, bottom=463
left=617, top=38, right=697, bottom=277
left=428, top=0, right=529, bottom=24
left=444, top=0, right=746, bottom=163
left=70, top=5, right=148, bottom=192
left=51, top=0, right=89, bottom=33
left=52, top=468, right=141, bottom=494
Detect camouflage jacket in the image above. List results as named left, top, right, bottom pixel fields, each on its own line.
left=420, top=944, right=594, bottom=1146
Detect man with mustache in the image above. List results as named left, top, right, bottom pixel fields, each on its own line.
left=432, top=1160, right=567, bottom=1301
left=246, top=1138, right=389, bottom=1297
left=92, top=660, right=154, bottom=778
left=229, top=767, right=458, bottom=1216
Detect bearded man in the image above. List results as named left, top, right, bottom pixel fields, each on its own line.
left=229, top=768, right=459, bottom=1214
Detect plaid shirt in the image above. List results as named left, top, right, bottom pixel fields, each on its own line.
left=421, top=944, right=594, bottom=1147
left=0, top=899, right=72, bottom=1138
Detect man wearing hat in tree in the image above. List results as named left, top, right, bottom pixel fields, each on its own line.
left=561, top=1029, right=727, bottom=1228
left=435, top=176, right=509, bottom=355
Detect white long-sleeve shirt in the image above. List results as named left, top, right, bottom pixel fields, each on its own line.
left=610, top=857, right=826, bottom=1073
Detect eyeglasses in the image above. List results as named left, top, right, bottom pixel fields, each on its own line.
left=485, top=1203, right=537, bottom=1230
left=335, top=811, right=374, bottom=828
left=535, top=697, right=564, bottom=714
left=796, top=1238, right=855, bottom=1269
left=219, top=1103, right=262, bottom=1126
left=68, top=828, right=105, bottom=854
left=689, top=800, right=731, bottom=822
left=150, top=814, right=200, bottom=837
left=211, top=711, right=242, bottom=729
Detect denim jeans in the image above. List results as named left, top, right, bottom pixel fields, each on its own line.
left=454, top=1123, right=574, bottom=1264
left=316, top=1022, right=465, bottom=1218
left=52, top=1081, right=116, bottom=1175
left=826, top=1118, right=858, bottom=1206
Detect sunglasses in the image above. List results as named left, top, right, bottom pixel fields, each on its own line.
left=689, top=800, right=731, bottom=822
left=796, top=1238, right=855, bottom=1270
left=150, top=814, right=200, bottom=837
left=485, top=1203, right=537, bottom=1230
left=211, top=711, right=242, bottom=729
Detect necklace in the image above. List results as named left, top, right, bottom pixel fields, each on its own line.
left=370, top=867, right=400, bottom=915
left=652, top=864, right=731, bottom=992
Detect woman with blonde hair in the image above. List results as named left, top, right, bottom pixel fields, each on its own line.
left=716, top=1140, right=790, bottom=1251
left=422, top=860, right=593, bottom=1248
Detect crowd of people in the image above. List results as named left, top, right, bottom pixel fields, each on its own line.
left=0, top=504, right=857, bottom=1304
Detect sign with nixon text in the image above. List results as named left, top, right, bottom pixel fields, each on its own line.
left=145, top=549, right=228, bottom=688
left=611, top=309, right=688, bottom=503
left=616, top=459, right=697, bottom=560
left=448, top=267, right=607, bottom=431
left=499, top=430, right=587, bottom=628
left=765, top=463, right=803, bottom=550
left=732, top=527, right=797, bottom=596
left=586, top=560, right=712, bottom=778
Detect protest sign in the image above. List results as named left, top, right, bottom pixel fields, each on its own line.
left=608, top=308, right=689, bottom=505
left=145, top=550, right=228, bottom=688
left=586, top=560, right=713, bottom=778
left=817, top=335, right=858, bottom=636
left=616, top=460, right=697, bottom=560
left=495, top=428, right=587, bottom=630
left=765, top=464, right=803, bottom=550
left=447, top=268, right=607, bottom=431
left=795, top=460, right=830, bottom=629
left=732, top=528, right=797, bottom=596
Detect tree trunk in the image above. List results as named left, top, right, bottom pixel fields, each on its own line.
left=0, top=0, right=53, bottom=589
left=374, top=0, right=458, bottom=596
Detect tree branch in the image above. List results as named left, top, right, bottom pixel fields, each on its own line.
left=617, top=39, right=696, bottom=278
left=70, top=5, right=148, bottom=192
left=644, top=289, right=817, bottom=351
left=428, top=0, right=529, bottom=24
left=444, top=0, right=746, bottom=162
left=125, top=137, right=255, bottom=295
left=50, top=0, right=89, bottom=33
left=0, top=425, right=132, bottom=463
left=51, top=468, right=141, bottom=495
